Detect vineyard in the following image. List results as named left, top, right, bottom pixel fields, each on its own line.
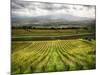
left=11, top=1, right=96, bottom=74
left=12, top=39, right=96, bottom=74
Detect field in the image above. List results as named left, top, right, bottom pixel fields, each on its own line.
left=11, top=28, right=96, bottom=74
left=11, top=1, right=96, bottom=74
left=12, top=28, right=95, bottom=41
left=12, top=39, right=96, bottom=74
left=12, top=28, right=92, bottom=37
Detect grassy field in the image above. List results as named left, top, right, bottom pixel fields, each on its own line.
left=12, top=28, right=89, bottom=37
left=11, top=39, right=96, bottom=74
left=12, top=28, right=95, bottom=41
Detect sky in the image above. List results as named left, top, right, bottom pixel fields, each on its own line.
left=11, top=0, right=96, bottom=24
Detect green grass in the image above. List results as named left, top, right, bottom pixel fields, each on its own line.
left=12, top=29, right=89, bottom=37
left=11, top=39, right=96, bottom=74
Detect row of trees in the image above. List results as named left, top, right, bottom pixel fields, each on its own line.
left=12, top=25, right=90, bottom=30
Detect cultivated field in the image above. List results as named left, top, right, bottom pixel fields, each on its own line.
left=12, top=28, right=95, bottom=41
left=12, top=39, right=96, bottom=74
left=12, top=28, right=91, bottom=37
left=11, top=1, right=96, bottom=74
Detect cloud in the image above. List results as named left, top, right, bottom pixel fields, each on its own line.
left=12, top=0, right=96, bottom=19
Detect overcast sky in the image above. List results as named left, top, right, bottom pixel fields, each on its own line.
left=12, top=0, right=95, bottom=20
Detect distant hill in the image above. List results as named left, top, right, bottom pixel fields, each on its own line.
left=12, top=14, right=95, bottom=27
